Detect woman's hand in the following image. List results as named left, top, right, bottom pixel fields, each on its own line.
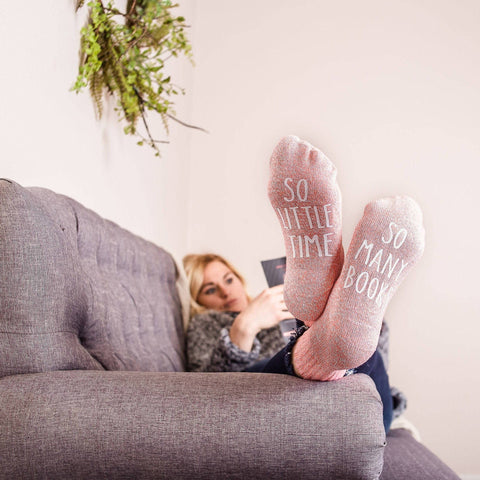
left=229, top=285, right=293, bottom=352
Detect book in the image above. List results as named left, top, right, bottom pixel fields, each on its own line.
left=260, top=256, right=297, bottom=343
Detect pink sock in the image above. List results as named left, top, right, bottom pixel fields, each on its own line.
left=292, top=196, right=425, bottom=381
left=268, top=135, right=344, bottom=326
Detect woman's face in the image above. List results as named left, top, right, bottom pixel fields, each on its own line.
left=197, top=260, right=249, bottom=312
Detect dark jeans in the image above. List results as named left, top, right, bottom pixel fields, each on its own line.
left=245, top=333, right=393, bottom=432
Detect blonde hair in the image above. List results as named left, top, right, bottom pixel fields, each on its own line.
left=182, top=253, right=249, bottom=318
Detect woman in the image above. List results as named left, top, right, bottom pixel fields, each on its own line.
left=183, top=253, right=292, bottom=373
left=183, top=136, right=425, bottom=433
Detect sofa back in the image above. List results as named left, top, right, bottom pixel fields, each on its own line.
left=0, top=179, right=185, bottom=377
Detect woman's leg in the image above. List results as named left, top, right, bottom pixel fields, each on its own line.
left=267, top=136, right=425, bottom=382
left=355, top=350, right=393, bottom=432
left=243, top=358, right=271, bottom=372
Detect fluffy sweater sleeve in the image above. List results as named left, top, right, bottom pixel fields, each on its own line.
left=186, top=310, right=285, bottom=372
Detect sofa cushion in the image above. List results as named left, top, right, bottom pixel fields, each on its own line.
left=381, top=428, right=460, bottom=479
left=0, top=179, right=185, bottom=377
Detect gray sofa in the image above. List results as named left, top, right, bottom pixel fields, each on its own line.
left=0, top=179, right=460, bottom=479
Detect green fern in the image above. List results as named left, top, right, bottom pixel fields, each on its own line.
left=72, top=0, right=201, bottom=156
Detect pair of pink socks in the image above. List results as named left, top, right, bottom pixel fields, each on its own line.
left=268, top=136, right=425, bottom=381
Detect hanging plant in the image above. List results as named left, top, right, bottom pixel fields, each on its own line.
left=73, top=0, right=203, bottom=156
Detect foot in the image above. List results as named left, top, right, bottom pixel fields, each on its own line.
left=268, top=135, right=344, bottom=326
left=293, top=196, right=425, bottom=380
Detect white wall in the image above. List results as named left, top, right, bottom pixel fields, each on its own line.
left=186, top=0, right=480, bottom=475
left=0, top=1, right=195, bottom=262
left=1, top=0, right=478, bottom=476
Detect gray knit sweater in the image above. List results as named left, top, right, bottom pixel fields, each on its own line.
left=186, top=310, right=285, bottom=372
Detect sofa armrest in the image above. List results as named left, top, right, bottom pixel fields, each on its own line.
left=0, top=370, right=385, bottom=479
